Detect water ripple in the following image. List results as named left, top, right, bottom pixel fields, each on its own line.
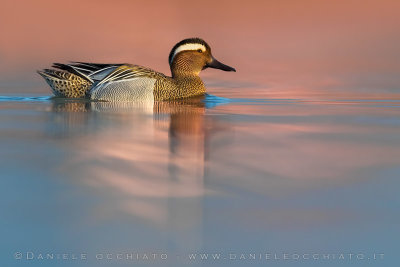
left=0, top=96, right=53, bottom=102
left=1, top=95, right=399, bottom=109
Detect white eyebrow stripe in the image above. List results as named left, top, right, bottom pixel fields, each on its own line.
left=170, top=43, right=206, bottom=63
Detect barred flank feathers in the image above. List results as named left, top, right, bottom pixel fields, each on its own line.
left=37, top=69, right=92, bottom=98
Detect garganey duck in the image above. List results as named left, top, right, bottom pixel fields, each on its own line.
left=38, top=38, right=235, bottom=101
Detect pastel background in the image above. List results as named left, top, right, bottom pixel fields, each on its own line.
left=1, top=0, right=399, bottom=98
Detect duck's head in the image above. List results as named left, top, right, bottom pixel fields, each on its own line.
left=168, top=38, right=236, bottom=77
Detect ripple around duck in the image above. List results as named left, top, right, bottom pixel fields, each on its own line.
left=0, top=96, right=53, bottom=102
left=1, top=94, right=400, bottom=109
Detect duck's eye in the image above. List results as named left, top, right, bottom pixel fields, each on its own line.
left=197, top=49, right=203, bottom=53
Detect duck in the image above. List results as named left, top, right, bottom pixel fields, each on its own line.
left=37, top=38, right=235, bottom=101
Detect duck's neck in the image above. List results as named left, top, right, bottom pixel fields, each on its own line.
left=169, top=56, right=206, bottom=98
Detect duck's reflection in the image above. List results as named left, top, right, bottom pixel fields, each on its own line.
left=48, top=96, right=230, bottom=251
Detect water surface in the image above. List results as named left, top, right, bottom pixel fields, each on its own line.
left=1, top=91, right=399, bottom=266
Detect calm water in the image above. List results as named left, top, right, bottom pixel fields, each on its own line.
left=0, top=89, right=399, bottom=267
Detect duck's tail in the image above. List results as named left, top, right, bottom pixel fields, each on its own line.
left=37, top=67, right=93, bottom=98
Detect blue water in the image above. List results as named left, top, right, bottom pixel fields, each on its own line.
left=0, top=93, right=399, bottom=266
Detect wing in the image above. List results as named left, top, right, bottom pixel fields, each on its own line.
left=97, top=65, right=164, bottom=85
left=52, top=62, right=165, bottom=84
left=52, top=62, right=125, bottom=83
